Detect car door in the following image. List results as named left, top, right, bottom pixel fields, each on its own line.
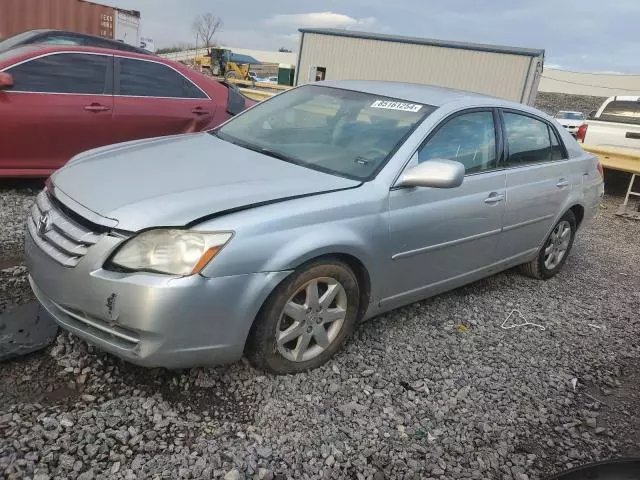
left=111, top=56, right=215, bottom=143
left=497, top=110, right=574, bottom=260
left=385, top=109, right=506, bottom=305
left=0, top=52, right=114, bottom=174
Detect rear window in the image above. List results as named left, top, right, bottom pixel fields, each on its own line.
left=556, top=112, right=584, bottom=120
left=599, top=101, right=640, bottom=125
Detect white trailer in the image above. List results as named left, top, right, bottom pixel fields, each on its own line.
left=296, top=28, right=545, bottom=105
left=114, top=9, right=140, bottom=48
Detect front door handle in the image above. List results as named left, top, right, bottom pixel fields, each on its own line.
left=556, top=179, right=570, bottom=188
left=484, top=193, right=505, bottom=204
left=84, top=103, right=110, bottom=112
left=192, top=107, right=209, bottom=115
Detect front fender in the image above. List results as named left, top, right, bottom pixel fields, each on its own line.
left=260, top=227, right=376, bottom=272
left=200, top=223, right=385, bottom=307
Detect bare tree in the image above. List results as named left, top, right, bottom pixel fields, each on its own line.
left=192, top=13, right=223, bottom=48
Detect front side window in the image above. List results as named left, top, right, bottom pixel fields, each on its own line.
left=215, top=85, right=435, bottom=180
left=418, top=111, right=497, bottom=174
left=7, top=53, right=109, bottom=94
left=118, top=58, right=206, bottom=98
left=599, top=101, right=640, bottom=125
left=503, top=112, right=553, bottom=166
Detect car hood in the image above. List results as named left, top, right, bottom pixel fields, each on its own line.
left=51, top=133, right=360, bottom=231
left=558, top=119, right=584, bottom=127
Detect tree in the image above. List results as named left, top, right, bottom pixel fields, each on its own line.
left=192, top=13, right=223, bottom=48
left=278, top=47, right=292, bottom=53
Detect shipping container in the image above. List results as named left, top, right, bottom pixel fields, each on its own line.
left=296, top=29, right=545, bottom=105
left=0, top=0, right=141, bottom=47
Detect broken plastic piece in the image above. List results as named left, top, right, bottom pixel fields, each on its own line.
left=588, top=324, right=605, bottom=330
left=501, top=309, right=546, bottom=331
left=0, top=301, right=58, bottom=361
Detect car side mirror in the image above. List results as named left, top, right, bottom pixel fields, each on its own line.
left=396, top=159, right=465, bottom=189
left=0, top=72, right=14, bottom=90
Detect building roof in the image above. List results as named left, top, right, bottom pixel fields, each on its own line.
left=299, top=28, right=545, bottom=58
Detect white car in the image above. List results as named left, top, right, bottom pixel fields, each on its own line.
left=555, top=111, right=585, bottom=137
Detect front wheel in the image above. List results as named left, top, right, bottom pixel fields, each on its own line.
left=246, top=260, right=360, bottom=374
left=520, top=210, right=577, bottom=279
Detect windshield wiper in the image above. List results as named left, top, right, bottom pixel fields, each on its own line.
left=213, top=130, right=300, bottom=165
left=256, top=146, right=298, bottom=163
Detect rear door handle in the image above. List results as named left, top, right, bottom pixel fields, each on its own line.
left=192, top=107, right=209, bottom=115
left=484, top=193, right=505, bottom=204
left=556, top=179, right=570, bottom=188
left=84, top=103, right=110, bottom=112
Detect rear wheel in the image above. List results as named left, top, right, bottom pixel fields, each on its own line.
left=246, top=260, right=360, bottom=374
left=520, top=210, right=576, bottom=279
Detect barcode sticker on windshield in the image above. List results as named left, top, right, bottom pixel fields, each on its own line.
left=370, top=100, right=423, bottom=112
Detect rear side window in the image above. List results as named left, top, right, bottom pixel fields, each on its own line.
left=7, top=53, right=110, bottom=94
left=599, top=100, right=640, bottom=125
left=118, top=58, right=206, bottom=99
left=504, top=112, right=552, bottom=166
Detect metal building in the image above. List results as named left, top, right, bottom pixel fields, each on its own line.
left=296, top=28, right=545, bottom=105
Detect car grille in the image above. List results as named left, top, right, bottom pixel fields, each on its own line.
left=27, top=190, right=105, bottom=267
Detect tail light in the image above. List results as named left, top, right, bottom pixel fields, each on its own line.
left=596, top=159, right=604, bottom=178
left=576, top=123, right=588, bottom=143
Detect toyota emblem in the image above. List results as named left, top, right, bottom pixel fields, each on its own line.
left=37, top=212, right=50, bottom=237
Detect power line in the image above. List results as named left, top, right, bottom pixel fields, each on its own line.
left=541, top=75, right=640, bottom=92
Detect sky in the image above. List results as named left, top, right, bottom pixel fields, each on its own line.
left=105, top=0, right=640, bottom=73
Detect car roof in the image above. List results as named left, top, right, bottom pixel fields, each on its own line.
left=317, top=79, right=519, bottom=109
left=0, top=44, right=166, bottom=65
left=0, top=29, right=152, bottom=55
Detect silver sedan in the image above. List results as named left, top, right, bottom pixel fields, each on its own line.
left=25, top=81, right=604, bottom=374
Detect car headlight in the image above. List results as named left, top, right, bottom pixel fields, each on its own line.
left=109, top=229, right=233, bottom=275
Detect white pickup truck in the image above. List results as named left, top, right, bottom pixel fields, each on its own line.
left=579, top=96, right=640, bottom=148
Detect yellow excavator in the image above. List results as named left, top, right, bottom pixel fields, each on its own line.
left=194, top=48, right=260, bottom=80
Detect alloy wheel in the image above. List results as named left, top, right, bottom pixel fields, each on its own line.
left=544, top=220, right=572, bottom=270
left=275, top=277, right=348, bottom=362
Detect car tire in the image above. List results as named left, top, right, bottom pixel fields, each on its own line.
left=246, top=260, right=360, bottom=374
left=520, top=210, right=577, bottom=280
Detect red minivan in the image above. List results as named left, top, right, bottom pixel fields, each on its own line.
left=0, top=45, right=254, bottom=177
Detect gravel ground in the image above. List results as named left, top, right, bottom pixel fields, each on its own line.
left=1, top=179, right=639, bottom=480
left=534, top=92, right=606, bottom=118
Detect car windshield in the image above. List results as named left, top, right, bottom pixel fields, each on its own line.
left=214, top=85, right=435, bottom=180
left=0, top=31, right=40, bottom=53
left=556, top=112, right=584, bottom=120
